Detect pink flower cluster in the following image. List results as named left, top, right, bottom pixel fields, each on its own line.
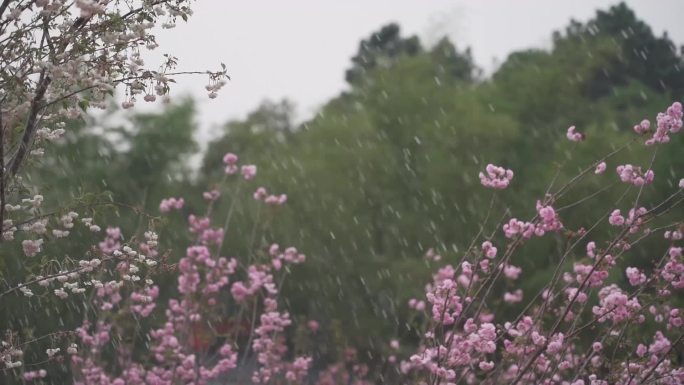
left=251, top=302, right=294, bottom=383
left=241, top=165, right=257, bottom=180
left=566, top=125, right=585, bottom=142
left=179, top=245, right=236, bottom=301
left=481, top=241, right=497, bottom=259
left=398, top=103, right=684, bottom=385
left=662, top=246, right=684, bottom=289
left=159, top=197, right=184, bottom=213
left=426, top=277, right=462, bottom=325
left=503, top=218, right=536, bottom=239
left=535, top=200, right=563, bottom=234
left=23, top=370, right=47, bottom=381
left=608, top=207, right=647, bottom=233
left=626, top=266, right=647, bottom=286
left=48, top=153, right=313, bottom=384
left=592, top=284, right=643, bottom=324
left=223, top=152, right=239, bottom=174
left=187, top=214, right=210, bottom=234
left=21, top=239, right=43, bottom=257
left=479, top=163, right=514, bottom=189
left=253, top=186, right=287, bottom=205
left=315, top=348, right=373, bottom=385
left=130, top=285, right=160, bottom=317
left=616, top=164, right=655, bottom=186
left=594, top=161, right=607, bottom=174
left=268, top=243, right=306, bottom=270
left=424, top=248, right=442, bottom=262
left=406, top=317, right=498, bottom=382
left=408, top=298, right=426, bottom=311
left=98, top=227, right=122, bottom=254
left=222, top=152, right=258, bottom=181
left=230, top=265, right=276, bottom=302
left=633, top=119, right=651, bottom=135
left=502, top=201, right=563, bottom=240
left=573, top=262, right=610, bottom=288
left=644, top=101, right=683, bottom=145
left=202, top=189, right=220, bottom=201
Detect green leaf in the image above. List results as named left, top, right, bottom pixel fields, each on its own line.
left=78, top=99, right=90, bottom=111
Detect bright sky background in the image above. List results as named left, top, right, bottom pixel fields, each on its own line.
left=138, top=0, right=684, bottom=142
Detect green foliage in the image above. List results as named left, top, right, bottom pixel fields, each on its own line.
left=198, top=5, right=683, bottom=354
left=555, top=2, right=684, bottom=99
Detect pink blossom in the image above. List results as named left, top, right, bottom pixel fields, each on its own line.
left=503, top=264, right=522, bottom=280
left=546, top=333, right=565, bottom=354
left=649, top=331, right=671, bottom=354
left=616, top=164, right=654, bottom=186
left=159, top=197, right=184, bottom=213
left=592, top=284, right=642, bottom=324
left=633, top=119, right=651, bottom=134
left=566, top=287, right=588, bottom=303
left=241, top=164, right=257, bottom=180
left=626, top=267, right=646, bottom=286
left=668, top=309, right=682, bottom=330
left=222, top=152, right=238, bottom=165
left=264, top=194, right=287, bottom=205
left=645, top=101, right=682, bottom=145
left=200, top=228, right=224, bottom=245
left=586, top=241, right=596, bottom=258
left=609, top=209, right=625, bottom=226
left=503, top=218, right=535, bottom=239
left=408, top=298, right=426, bottom=311
left=594, top=161, right=606, bottom=174
left=224, top=164, right=238, bottom=175
left=503, top=289, right=523, bottom=304
left=253, top=187, right=268, bottom=200
left=479, top=164, right=514, bottom=189
left=636, top=344, right=647, bottom=357
left=98, top=227, right=122, bottom=254
left=202, top=189, right=220, bottom=201
left=188, top=214, right=210, bottom=233
left=22, top=239, right=43, bottom=257
left=426, top=278, right=462, bottom=325
left=425, top=248, right=442, bottom=262
left=307, top=320, right=320, bottom=332
left=223, top=153, right=239, bottom=174
left=536, top=200, right=563, bottom=234
left=481, top=241, right=497, bottom=259
left=566, top=125, right=584, bottom=142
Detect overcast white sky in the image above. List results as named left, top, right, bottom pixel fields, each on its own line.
left=138, top=0, right=684, bottom=141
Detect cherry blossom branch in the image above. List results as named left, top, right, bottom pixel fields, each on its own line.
left=638, top=334, right=683, bottom=385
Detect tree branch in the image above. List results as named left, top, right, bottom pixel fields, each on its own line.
left=0, top=98, right=5, bottom=237
left=5, top=69, right=51, bottom=181
left=0, top=0, right=13, bottom=21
